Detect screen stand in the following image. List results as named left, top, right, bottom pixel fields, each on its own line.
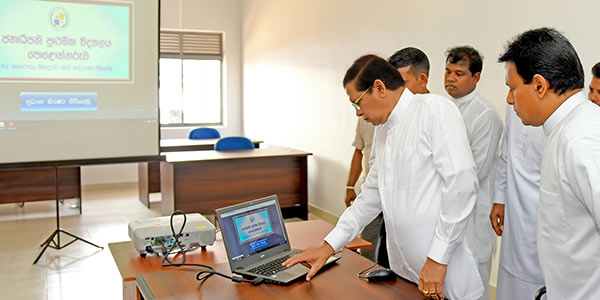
left=33, top=166, right=103, bottom=264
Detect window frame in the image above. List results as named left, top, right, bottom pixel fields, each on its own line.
left=159, top=29, right=224, bottom=127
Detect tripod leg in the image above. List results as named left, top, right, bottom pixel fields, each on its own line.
left=34, top=230, right=58, bottom=264
left=40, top=231, right=56, bottom=247
left=59, top=229, right=104, bottom=249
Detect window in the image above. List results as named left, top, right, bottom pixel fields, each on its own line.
left=159, top=30, right=223, bottom=125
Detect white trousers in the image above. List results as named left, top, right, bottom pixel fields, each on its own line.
left=496, top=265, right=545, bottom=300
left=477, top=260, right=491, bottom=300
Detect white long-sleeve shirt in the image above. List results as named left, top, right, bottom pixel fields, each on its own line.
left=539, top=91, right=600, bottom=299
left=493, top=105, right=545, bottom=284
left=453, top=90, right=503, bottom=263
left=325, top=89, right=483, bottom=299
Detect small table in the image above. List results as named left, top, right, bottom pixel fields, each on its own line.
left=159, top=146, right=312, bottom=219
left=109, top=219, right=371, bottom=300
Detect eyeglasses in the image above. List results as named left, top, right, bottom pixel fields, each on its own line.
left=351, top=86, right=371, bottom=110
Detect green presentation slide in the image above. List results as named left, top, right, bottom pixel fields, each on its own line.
left=0, top=0, right=131, bottom=82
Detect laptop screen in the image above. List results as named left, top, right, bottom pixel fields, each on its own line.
left=218, top=196, right=288, bottom=262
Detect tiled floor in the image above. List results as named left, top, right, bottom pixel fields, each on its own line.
left=0, top=184, right=314, bottom=300
left=0, top=184, right=160, bottom=300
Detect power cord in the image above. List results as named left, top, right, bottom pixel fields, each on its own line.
left=357, top=262, right=378, bottom=280
left=158, top=210, right=263, bottom=285
left=196, top=269, right=264, bottom=285
left=161, top=210, right=189, bottom=266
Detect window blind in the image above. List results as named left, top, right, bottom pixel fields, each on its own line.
left=159, top=30, right=222, bottom=59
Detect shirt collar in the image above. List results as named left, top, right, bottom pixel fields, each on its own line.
left=453, top=89, right=477, bottom=105
left=543, top=91, right=586, bottom=135
left=386, top=88, right=413, bottom=128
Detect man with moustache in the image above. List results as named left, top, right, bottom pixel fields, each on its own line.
left=368, top=46, right=432, bottom=268
left=345, top=47, right=433, bottom=264
left=444, top=46, right=503, bottom=300
left=499, top=27, right=600, bottom=299
left=285, top=54, right=483, bottom=300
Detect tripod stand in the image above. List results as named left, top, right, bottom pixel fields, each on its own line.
left=33, top=166, right=103, bottom=264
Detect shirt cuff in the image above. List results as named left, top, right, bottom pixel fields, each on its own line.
left=427, top=236, right=453, bottom=265
left=324, top=226, right=351, bottom=252
left=493, top=190, right=507, bottom=205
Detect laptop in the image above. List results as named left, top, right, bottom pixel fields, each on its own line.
left=215, top=195, right=310, bottom=284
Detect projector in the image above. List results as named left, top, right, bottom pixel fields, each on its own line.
left=128, top=213, right=216, bottom=257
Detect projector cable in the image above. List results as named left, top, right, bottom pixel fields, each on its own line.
left=159, top=210, right=262, bottom=285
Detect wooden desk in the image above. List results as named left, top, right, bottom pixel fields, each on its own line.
left=138, top=138, right=263, bottom=206
left=0, top=167, right=81, bottom=208
left=137, top=250, right=422, bottom=300
left=159, top=147, right=311, bottom=219
left=109, top=220, right=372, bottom=300
left=132, top=219, right=420, bottom=300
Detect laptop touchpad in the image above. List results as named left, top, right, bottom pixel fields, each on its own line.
left=280, top=263, right=309, bottom=276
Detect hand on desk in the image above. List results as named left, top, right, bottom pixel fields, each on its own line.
left=282, top=241, right=335, bottom=281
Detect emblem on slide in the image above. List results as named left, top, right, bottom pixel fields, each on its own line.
left=49, top=7, right=69, bottom=31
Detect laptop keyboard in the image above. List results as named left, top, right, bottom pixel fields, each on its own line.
left=248, top=249, right=303, bottom=276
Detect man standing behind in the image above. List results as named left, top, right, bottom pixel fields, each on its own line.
left=588, top=62, right=600, bottom=105
left=490, top=105, right=545, bottom=300
left=444, top=46, right=503, bottom=299
left=285, top=55, right=483, bottom=300
left=344, top=116, right=377, bottom=261
left=499, top=27, right=600, bottom=299
left=389, top=47, right=430, bottom=94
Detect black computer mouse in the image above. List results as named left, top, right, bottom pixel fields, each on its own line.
left=365, top=268, right=396, bottom=282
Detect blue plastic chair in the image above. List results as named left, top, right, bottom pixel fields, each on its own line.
left=215, top=137, right=255, bottom=151
left=188, top=128, right=220, bottom=139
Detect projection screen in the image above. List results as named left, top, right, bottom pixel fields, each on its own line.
left=0, top=0, right=159, bottom=164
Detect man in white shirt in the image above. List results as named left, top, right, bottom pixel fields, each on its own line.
left=389, top=47, right=430, bottom=95
left=588, top=62, right=600, bottom=106
left=284, top=55, right=483, bottom=300
left=444, top=46, right=503, bottom=299
left=498, top=27, right=600, bottom=299
left=356, top=46, right=433, bottom=269
left=490, top=106, right=545, bottom=300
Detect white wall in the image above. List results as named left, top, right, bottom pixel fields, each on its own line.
left=241, top=0, right=599, bottom=215
left=83, top=0, right=242, bottom=185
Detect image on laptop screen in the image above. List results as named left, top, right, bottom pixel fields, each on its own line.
left=219, top=198, right=287, bottom=262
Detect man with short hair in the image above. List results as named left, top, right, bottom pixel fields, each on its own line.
left=284, top=54, right=483, bottom=300
left=444, top=45, right=503, bottom=300
left=389, top=47, right=430, bottom=94
left=358, top=46, right=433, bottom=269
left=588, top=62, right=600, bottom=105
left=499, top=27, right=600, bottom=299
